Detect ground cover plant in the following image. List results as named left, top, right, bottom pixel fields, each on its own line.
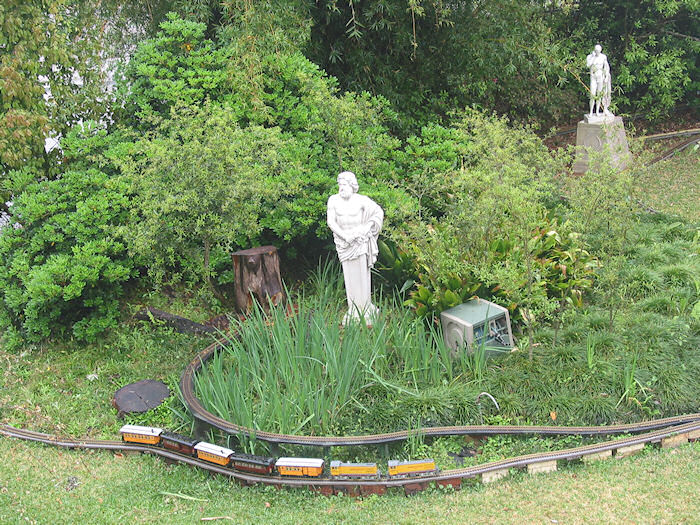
left=0, top=141, right=697, bottom=522
left=193, top=204, right=700, bottom=452
left=1, top=436, right=698, bottom=525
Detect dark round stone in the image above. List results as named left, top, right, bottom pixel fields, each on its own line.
left=112, top=379, right=170, bottom=417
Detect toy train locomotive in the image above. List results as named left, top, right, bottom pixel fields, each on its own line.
left=120, top=425, right=438, bottom=479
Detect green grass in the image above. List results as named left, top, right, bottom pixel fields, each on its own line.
left=194, top=284, right=486, bottom=442
left=635, top=146, right=699, bottom=222
left=0, top=437, right=698, bottom=524
left=0, top=324, right=204, bottom=439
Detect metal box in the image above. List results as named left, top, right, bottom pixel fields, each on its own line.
left=440, top=299, right=513, bottom=352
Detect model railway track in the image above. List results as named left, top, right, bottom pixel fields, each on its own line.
left=2, top=419, right=699, bottom=494
left=181, top=340, right=700, bottom=447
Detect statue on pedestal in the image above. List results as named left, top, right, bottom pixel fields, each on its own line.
left=586, top=44, right=612, bottom=119
left=574, top=43, right=629, bottom=174
left=327, top=171, right=384, bottom=325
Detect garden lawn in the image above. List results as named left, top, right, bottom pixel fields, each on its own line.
left=636, top=148, right=700, bottom=222
left=0, top=437, right=698, bottom=525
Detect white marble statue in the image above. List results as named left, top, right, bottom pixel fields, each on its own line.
left=587, top=44, right=612, bottom=118
left=327, top=171, right=384, bottom=325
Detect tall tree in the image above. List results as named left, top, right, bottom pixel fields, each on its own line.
left=307, top=1, right=573, bottom=132
left=0, top=0, right=174, bottom=211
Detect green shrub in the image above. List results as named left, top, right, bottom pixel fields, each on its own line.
left=116, top=13, right=233, bottom=126
left=115, top=14, right=416, bottom=276
left=0, top=168, right=134, bottom=344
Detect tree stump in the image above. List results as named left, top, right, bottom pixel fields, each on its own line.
left=231, top=245, right=285, bottom=313
left=112, top=380, right=170, bottom=418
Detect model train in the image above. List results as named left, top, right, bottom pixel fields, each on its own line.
left=120, top=425, right=437, bottom=479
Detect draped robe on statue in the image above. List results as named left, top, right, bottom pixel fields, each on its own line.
left=329, top=194, right=384, bottom=323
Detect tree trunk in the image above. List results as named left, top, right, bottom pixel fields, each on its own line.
left=231, top=245, right=285, bottom=313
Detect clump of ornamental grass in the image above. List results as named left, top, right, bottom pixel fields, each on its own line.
left=193, top=287, right=481, bottom=438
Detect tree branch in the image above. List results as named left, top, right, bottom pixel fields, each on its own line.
left=661, top=30, right=700, bottom=43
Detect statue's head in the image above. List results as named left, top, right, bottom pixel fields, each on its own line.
left=337, top=171, right=359, bottom=197
left=594, top=44, right=602, bottom=55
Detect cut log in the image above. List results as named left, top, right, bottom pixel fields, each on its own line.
left=134, top=307, right=215, bottom=334
left=231, top=245, right=285, bottom=313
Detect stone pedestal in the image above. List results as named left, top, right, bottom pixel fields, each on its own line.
left=482, top=468, right=509, bottom=484
left=615, top=443, right=645, bottom=458
left=582, top=449, right=612, bottom=462
left=661, top=433, right=688, bottom=449
left=573, top=116, right=630, bottom=174
left=527, top=459, right=557, bottom=475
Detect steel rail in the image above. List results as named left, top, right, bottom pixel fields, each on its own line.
left=1, top=421, right=698, bottom=489
left=180, top=340, right=700, bottom=447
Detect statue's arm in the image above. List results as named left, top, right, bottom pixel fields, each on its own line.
left=364, top=196, right=384, bottom=237
left=603, top=55, right=610, bottom=78
left=586, top=53, right=595, bottom=69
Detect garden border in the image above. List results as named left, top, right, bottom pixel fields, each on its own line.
left=180, top=339, right=700, bottom=447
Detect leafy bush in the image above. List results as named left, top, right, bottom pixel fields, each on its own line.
left=116, top=13, right=233, bottom=127
left=113, top=15, right=417, bottom=283
left=396, top=111, right=570, bottom=351
left=120, top=102, right=299, bottom=286
left=0, top=167, right=134, bottom=345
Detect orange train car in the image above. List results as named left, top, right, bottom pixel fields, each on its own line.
left=194, top=441, right=234, bottom=466
left=387, top=459, right=437, bottom=477
left=120, top=425, right=163, bottom=445
left=275, top=457, right=325, bottom=477
left=330, top=461, right=379, bottom=478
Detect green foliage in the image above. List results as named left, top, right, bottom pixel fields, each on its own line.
left=195, top=277, right=484, bottom=440
left=120, top=102, right=294, bottom=285
left=193, top=212, right=700, bottom=437
left=0, top=163, right=134, bottom=344
left=114, top=15, right=416, bottom=281
left=404, top=272, right=483, bottom=320
left=228, top=52, right=413, bottom=242
left=116, top=12, right=233, bottom=126
left=0, top=0, right=108, bottom=204
left=374, top=238, right=417, bottom=295
left=567, top=152, right=638, bottom=256
left=398, top=112, right=569, bottom=352
left=308, top=0, right=575, bottom=132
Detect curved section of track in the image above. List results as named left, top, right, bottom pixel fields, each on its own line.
left=1, top=420, right=699, bottom=491
left=181, top=340, right=700, bottom=447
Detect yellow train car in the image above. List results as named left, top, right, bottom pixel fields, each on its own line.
left=275, top=457, right=325, bottom=477
left=330, top=461, right=379, bottom=478
left=119, top=425, right=163, bottom=445
left=194, top=442, right=234, bottom=466
left=387, top=459, right=437, bottom=477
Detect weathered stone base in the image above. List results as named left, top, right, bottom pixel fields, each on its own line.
left=688, top=429, right=700, bottom=441
left=573, top=116, right=630, bottom=174
left=404, top=481, right=428, bottom=495
left=615, top=443, right=645, bottom=458
left=482, top=468, right=509, bottom=484
left=583, top=449, right=612, bottom=462
left=359, top=484, right=387, bottom=496
left=661, top=433, right=688, bottom=449
left=436, top=478, right=462, bottom=490
left=527, top=460, right=557, bottom=475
